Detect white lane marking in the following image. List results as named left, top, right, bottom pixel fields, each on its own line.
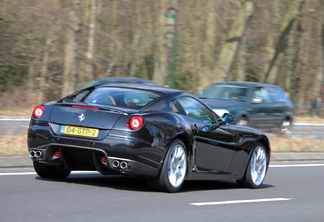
left=0, top=171, right=100, bottom=176
left=293, top=123, right=324, bottom=127
left=0, top=172, right=36, bottom=176
left=270, top=164, right=324, bottom=168
left=190, top=198, right=292, bottom=206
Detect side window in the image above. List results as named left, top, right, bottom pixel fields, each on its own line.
left=177, top=97, right=216, bottom=124
left=252, top=87, right=271, bottom=103
left=267, top=86, right=288, bottom=103
left=169, top=100, right=186, bottom=115
left=74, top=90, right=90, bottom=102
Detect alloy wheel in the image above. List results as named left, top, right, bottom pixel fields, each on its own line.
left=167, top=144, right=187, bottom=188
left=250, top=146, right=267, bottom=186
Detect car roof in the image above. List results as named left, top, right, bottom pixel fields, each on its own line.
left=95, top=77, right=157, bottom=84
left=97, top=83, right=183, bottom=95
left=80, top=77, right=159, bottom=89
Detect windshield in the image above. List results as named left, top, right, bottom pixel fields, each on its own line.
left=80, top=87, right=164, bottom=110
left=202, top=84, right=249, bottom=101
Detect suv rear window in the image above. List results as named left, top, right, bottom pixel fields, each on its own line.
left=82, top=87, right=164, bottom=110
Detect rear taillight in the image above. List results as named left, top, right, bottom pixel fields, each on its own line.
left=33, top=105, right=44, bottom=119
left=127, top=116, right=144, bottom=130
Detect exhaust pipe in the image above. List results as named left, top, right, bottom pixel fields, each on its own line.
left=120, top=161, right=128, bottom=170
left=29, top=150, right=36, bottom=158
left=112, top=160, right=120, bottom=168
left=35, top=150, right=43, bottom=158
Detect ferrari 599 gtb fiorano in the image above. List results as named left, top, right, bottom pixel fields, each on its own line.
left=28, top=84, right=270, bottom=192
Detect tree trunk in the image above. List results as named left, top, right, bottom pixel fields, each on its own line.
left=84, top=0, right=97, bottom=81
left=108, top=0, right=118, bottom=61
left=37, top=28, right=53, bottom=104
left=260, top=2, right=277, bottom=82
left=27, top=44, right=38, bottom=93
left=310, top=21, right=324, bottom=117
left=213, top=0, right=254, bottom=83
left=284, top=23, right=297, bottom=92
left=237, top=33, right=247, bottom=81
left=76, top=0, right=90, bottom=87
left=129, top=3, right=142, bottom=77
left=158, top=0, right=179, bottom=87
left=264, top=0, right=305, bottom=85
left=61, top=7, right=81, bottom=97
left=201, top=0, right=218, bottom=89
left=152, top=0, right=167, bottom=83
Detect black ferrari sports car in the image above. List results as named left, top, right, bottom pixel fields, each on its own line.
left=28, top=84, right=270, bottom=192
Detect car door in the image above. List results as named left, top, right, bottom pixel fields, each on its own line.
left=249, top=86, right=274, bottom=127
left=177, top=97, right=237, bottom=173
left=266, top=86, right=289, bottom=125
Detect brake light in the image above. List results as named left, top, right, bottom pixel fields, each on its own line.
left=33, top=105, right=44, bottom=118
left=127, top=116, right=144, bottom=130
left=72, top=105, right=99, bottom=110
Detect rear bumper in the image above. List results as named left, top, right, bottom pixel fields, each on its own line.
left=27, top=124, right=163, bottom=178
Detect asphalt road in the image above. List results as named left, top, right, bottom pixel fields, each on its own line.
left=1, top=161, right=324, bottom=221
left=1, top=118, right=324, bottom=140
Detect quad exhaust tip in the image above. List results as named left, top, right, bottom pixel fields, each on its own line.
left=35, top=150, right=42, bottom=158
left=112, top=160, right=120, bottom=168
left=29, top=150, right=35, bottom=158
left=120, top=161, right=128, bottom=170
left=111, top=159, right=128, bottom=170
left=29, top=150, right=43, bottom=158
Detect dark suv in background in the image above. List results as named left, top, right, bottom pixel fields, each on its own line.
left=200, top=82, right=294, bottom=134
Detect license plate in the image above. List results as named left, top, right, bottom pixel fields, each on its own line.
left=60, top=125, right=99, bottom=138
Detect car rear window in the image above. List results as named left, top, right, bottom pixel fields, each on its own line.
left=202, top=84, right=249, bottom=101
left=82, top=87, right=164, bottom=110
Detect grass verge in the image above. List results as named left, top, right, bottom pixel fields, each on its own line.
left=0, top=109, right=31, bottom=116
left=0, top=135, right=28, bottom=156
left=269, top=138, right=324, bottom=152
left=1, top=135, right=324, bottom=157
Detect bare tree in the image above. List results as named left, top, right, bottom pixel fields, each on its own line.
left=213, top=0, right=254, bottom=83
left=158, top=0, right=179, bottom=86
left=264, top=0, right=305, bottom=84
left=61, top=2, right=81, bottom=97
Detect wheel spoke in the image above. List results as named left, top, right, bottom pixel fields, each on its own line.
left=178, top=157, right=185, bottom=165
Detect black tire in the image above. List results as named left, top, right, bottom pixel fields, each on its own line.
left=236, top=143, right=268, bottom=188
left=147, top=139, right=187, bottom=193
left=33, top=161, right=71, bottom=180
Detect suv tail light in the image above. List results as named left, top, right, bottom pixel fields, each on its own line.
left=127, top=116, right=144, bottom=130
left=33, top=105, right=44, bottom=118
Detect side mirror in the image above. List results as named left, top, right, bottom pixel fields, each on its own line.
left=252, top=98, right=262, bottom=104
left=222, top=113, right=234, bottom=123
left=202, top=125, right=217, bottom=132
